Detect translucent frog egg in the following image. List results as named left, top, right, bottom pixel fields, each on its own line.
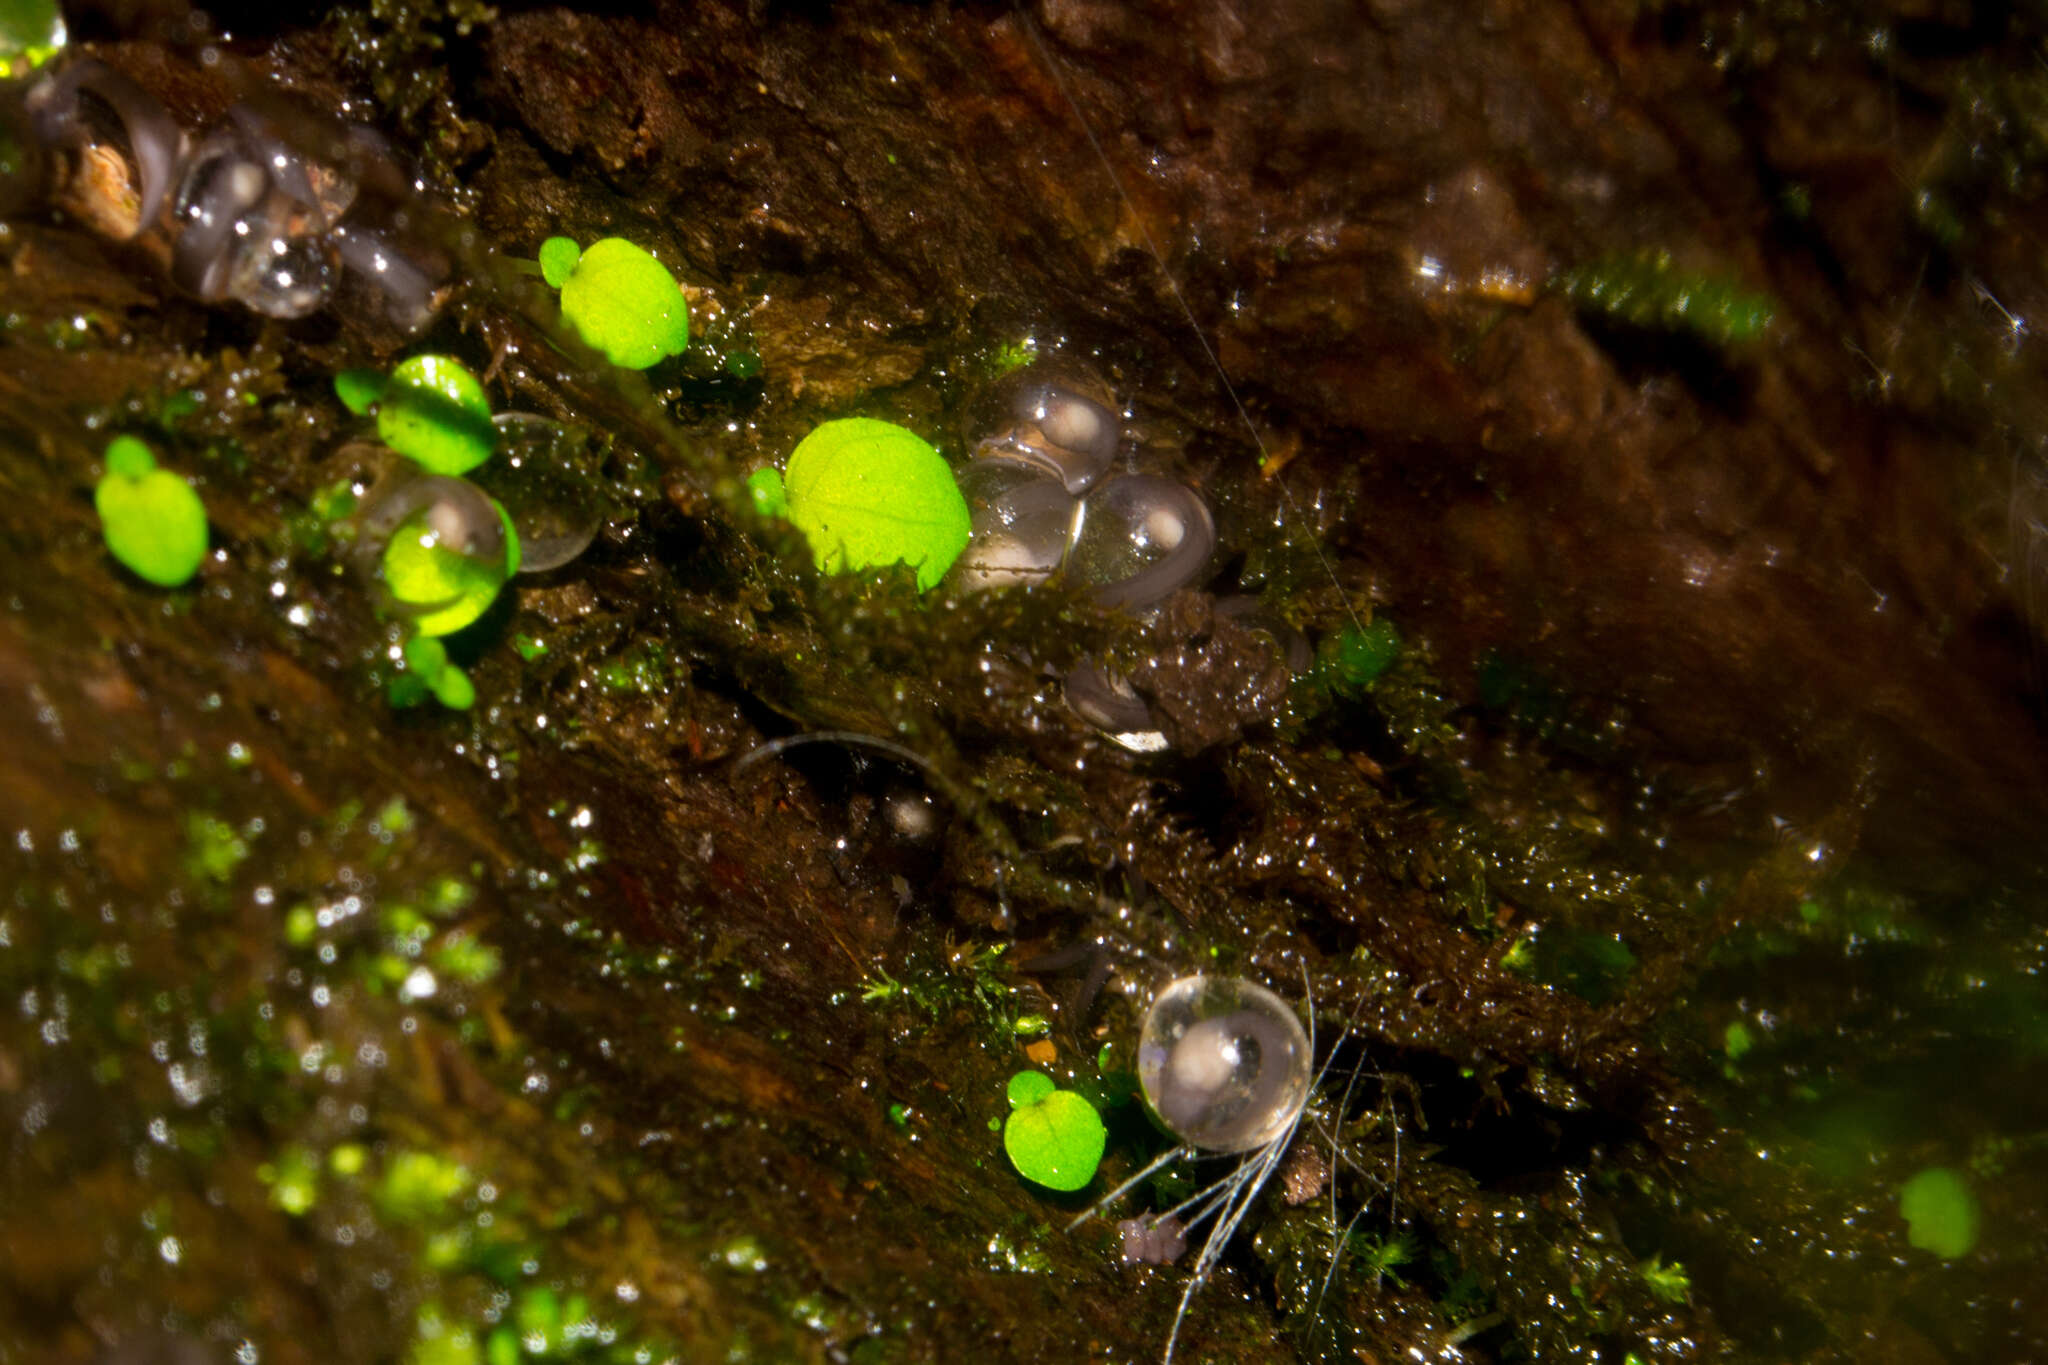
left=953, top=458, right=1081, bottom=590
left=1065, top=474, right=1216, bottom=610
left=475, top=413, right=605, bottom=574
left=972, top=360, right=1122, bottom=495
left=353, top=469, right=517, bottom=637
left=1137, top=974, right=1312, bottom=1154
left=171, top=126, right=336, bottom=318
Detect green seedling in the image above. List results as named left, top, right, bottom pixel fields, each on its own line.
left=540, top=235, right=690, bottom=370
left=332, top=367, right=385, bottom=417
left=1899, top=1166, right=1980, bottom=1258
left=333, top=357, right=497, bottom=475
left=1003, top=1069, right=1105, bottom=1193
left=94, top=435, right=208, bottom=586
left=390, top=634, right=478, bottom=711
left=756, top=418, right=971, bottom=592
left=381, top=498, right=520, bottom=638
left=746, top=466, right=788, bottom=519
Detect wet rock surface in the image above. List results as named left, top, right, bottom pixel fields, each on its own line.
left=3, top=1, right=2047, bottom=1362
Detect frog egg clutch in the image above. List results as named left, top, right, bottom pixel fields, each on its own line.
left=951, top=363, right=1220, bottom=747
left=1075, top=974, right=1316, bottom=1364
left=20, top=55, right=444, bottom=329
left=953, top=363, right=1216, bottom=604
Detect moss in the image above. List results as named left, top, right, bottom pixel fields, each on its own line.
left=182, top=811, right=253, bottom=884
left=1317, top=617, right=1401, bottom=693
left=1639, top=1254, right=1692, bottom=1305
left=258, top=1145, right=323, bottom=1216
left=1551, top=250, right=1776, bottom=349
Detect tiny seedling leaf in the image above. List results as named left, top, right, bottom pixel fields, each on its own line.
left=782, top=418, right=970, bottom=591
left=378, top=355, right=496, bottom=476
left=95, top=438, right=207, bottom=587
left=553, top=237, right=689, bottom=370
left=1003, top=1071, right=1105, bottom=1193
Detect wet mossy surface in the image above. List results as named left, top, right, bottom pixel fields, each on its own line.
left=5, top=1, right=2048, bottom=1361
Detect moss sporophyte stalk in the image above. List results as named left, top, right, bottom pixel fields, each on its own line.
left=539, top=235, right=690, bottom=370
left=95, top=435, right=208, bottom=586
left=755, top=418, right=971, bottom=591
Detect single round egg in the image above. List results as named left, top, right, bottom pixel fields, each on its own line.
left=1136, top=974, right=1312, bottom=1154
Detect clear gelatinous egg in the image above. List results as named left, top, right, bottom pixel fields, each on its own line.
left=476, top=413, right=605, bottom=574
left=1137, top=975, right=1312, bottom=1154
left=226, top=228, right=336, bottom=319
left=973, top=360, right=1122, bottom=495
left=1065, top=474, right=1216, bottom=610
left=354, top=469, right=518, bottom=637
left=953, top=458, right=1081, bottom=591
left=170, top=125, right=336, bottom=318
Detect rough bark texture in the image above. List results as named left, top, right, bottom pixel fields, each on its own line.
left=3, top=2, right=2046, bottom=1363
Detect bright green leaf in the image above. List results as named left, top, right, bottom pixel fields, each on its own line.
left=782, top=418, right=970, bottom=592
left=1003, top=1077, right=1105, bottom=1192
left=553, top=237, right=690, bottom=369
left=333, top=367, right=389, bottom=417
left=430, top=665, right=477, bottom=711
left=378, top=355, right=496, bottom=476
left=404, top=634, right=449, bottom=675
left=747, top=466, right=788, bottom=519
left=1006, top=1070, right=1055, bottom=1109
left=537, top=235, right=582, bottom=290
left=95, top=439, right=207, bottom=587
left=103, top=434, right=155, bottom=478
